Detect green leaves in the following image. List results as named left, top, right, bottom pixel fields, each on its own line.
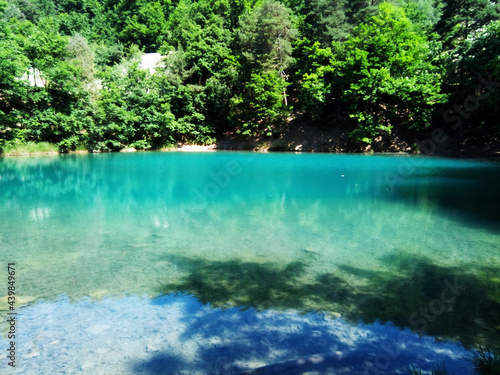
left=1, top=0, right=499, bottom=152
left=297, top=2, right=447, bottom=144
left=436, top=0, right=500, bottom=50
left=238, top=0, right=297, bottom=74
left=231, top=0, right=296, bottom=136
left=231, top=71, right=291, bottom=136
left=297, top=42, right=338, bottom=123
left=449, top=20, right=500, bottom=134
left=337, top=3, right=446, bottom=143
left=118, top=0, right=168, bottom=51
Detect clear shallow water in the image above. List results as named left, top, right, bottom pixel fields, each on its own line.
left=0, top=152, right=499, bottom=373
left=0, top=294, right=472, bottom=374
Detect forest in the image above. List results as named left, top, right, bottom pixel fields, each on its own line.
left=1, top=0, right=500, bottom=154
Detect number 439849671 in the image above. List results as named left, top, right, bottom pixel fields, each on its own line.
left=7, top=263, right=15, bottom=311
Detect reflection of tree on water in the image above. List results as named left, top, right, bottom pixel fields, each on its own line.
left=159, top=253, right=500, bottom=349
left=388, top=164, right=500, bottom=232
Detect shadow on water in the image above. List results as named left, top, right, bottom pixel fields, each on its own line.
left=341, top=256, right=500, bottom=348
left=133, top=354, right=186, bottom=375
left=157, top=255, right=357, bottom=312
left=130, top=304, right=469, bottom=375
left=132, top=293, right=471, bottom=375
left=157, top=253, right=500, bottom=349
left=388, top=164, right=500, bottom=231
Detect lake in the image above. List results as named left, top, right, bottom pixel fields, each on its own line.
left=0, top=152, right=499, bottom=374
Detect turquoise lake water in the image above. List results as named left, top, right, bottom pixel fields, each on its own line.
left=0, top=152, right=499, bottom=374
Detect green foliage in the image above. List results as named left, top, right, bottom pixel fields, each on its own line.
left=297, top=2, right=446, bottom=142
left=93, top=59, right=171, bottom=150
left=67, top=34, right=96, bottom=90
left=232, top=0, right=296, bottom=135
left=93, top=41, right=124, bottom=67
left=395, top=0, right=443, bottom=32
left=449, top=21, right=500, bottom=135
left=238, top=0, right=297, bottom=74
left=336, top=3, right=446, bottom=143
left=92, top=54, right=215, bottom=151
left=16, top=17, right=68, bottom=77
left=346, top=0, right=381, bottom=25
left=296, top=41, right=339, bottom=124
left=299, top=0, right=351, bottom=46
left=435, top=0, right=500, bottom=49
left=230, top=71, right=291, bottom=136
left=116, top=0, right=168, bottom=51
left=2, top=0, right=42, bottom=22
left=158, top=0, right=241, bottom=132
left=1, top=141, right=58, bottom=155
left=0, top=16, right=29, bottom=133
left=0, top=0, right=498, bottom=152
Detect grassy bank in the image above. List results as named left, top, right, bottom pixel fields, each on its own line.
left=0, top=142, right=59, bottom=156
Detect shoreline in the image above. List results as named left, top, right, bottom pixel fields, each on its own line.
left=1, top=148, right=499, bottom=161
left=3, top=120, right=499, bottom=159
left=1, top=141, right=499, bottom=160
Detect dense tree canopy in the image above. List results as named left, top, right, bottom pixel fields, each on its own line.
left=436, top=0, right=500, bottom=49
left=338, top=3, right=446, bottom=142
left=0, top=0, right=499, bottom=153
left=230, top=0, right=296, bottom=136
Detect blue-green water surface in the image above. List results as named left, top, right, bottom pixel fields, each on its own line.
left=0, top=152, right=499, bottom=373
